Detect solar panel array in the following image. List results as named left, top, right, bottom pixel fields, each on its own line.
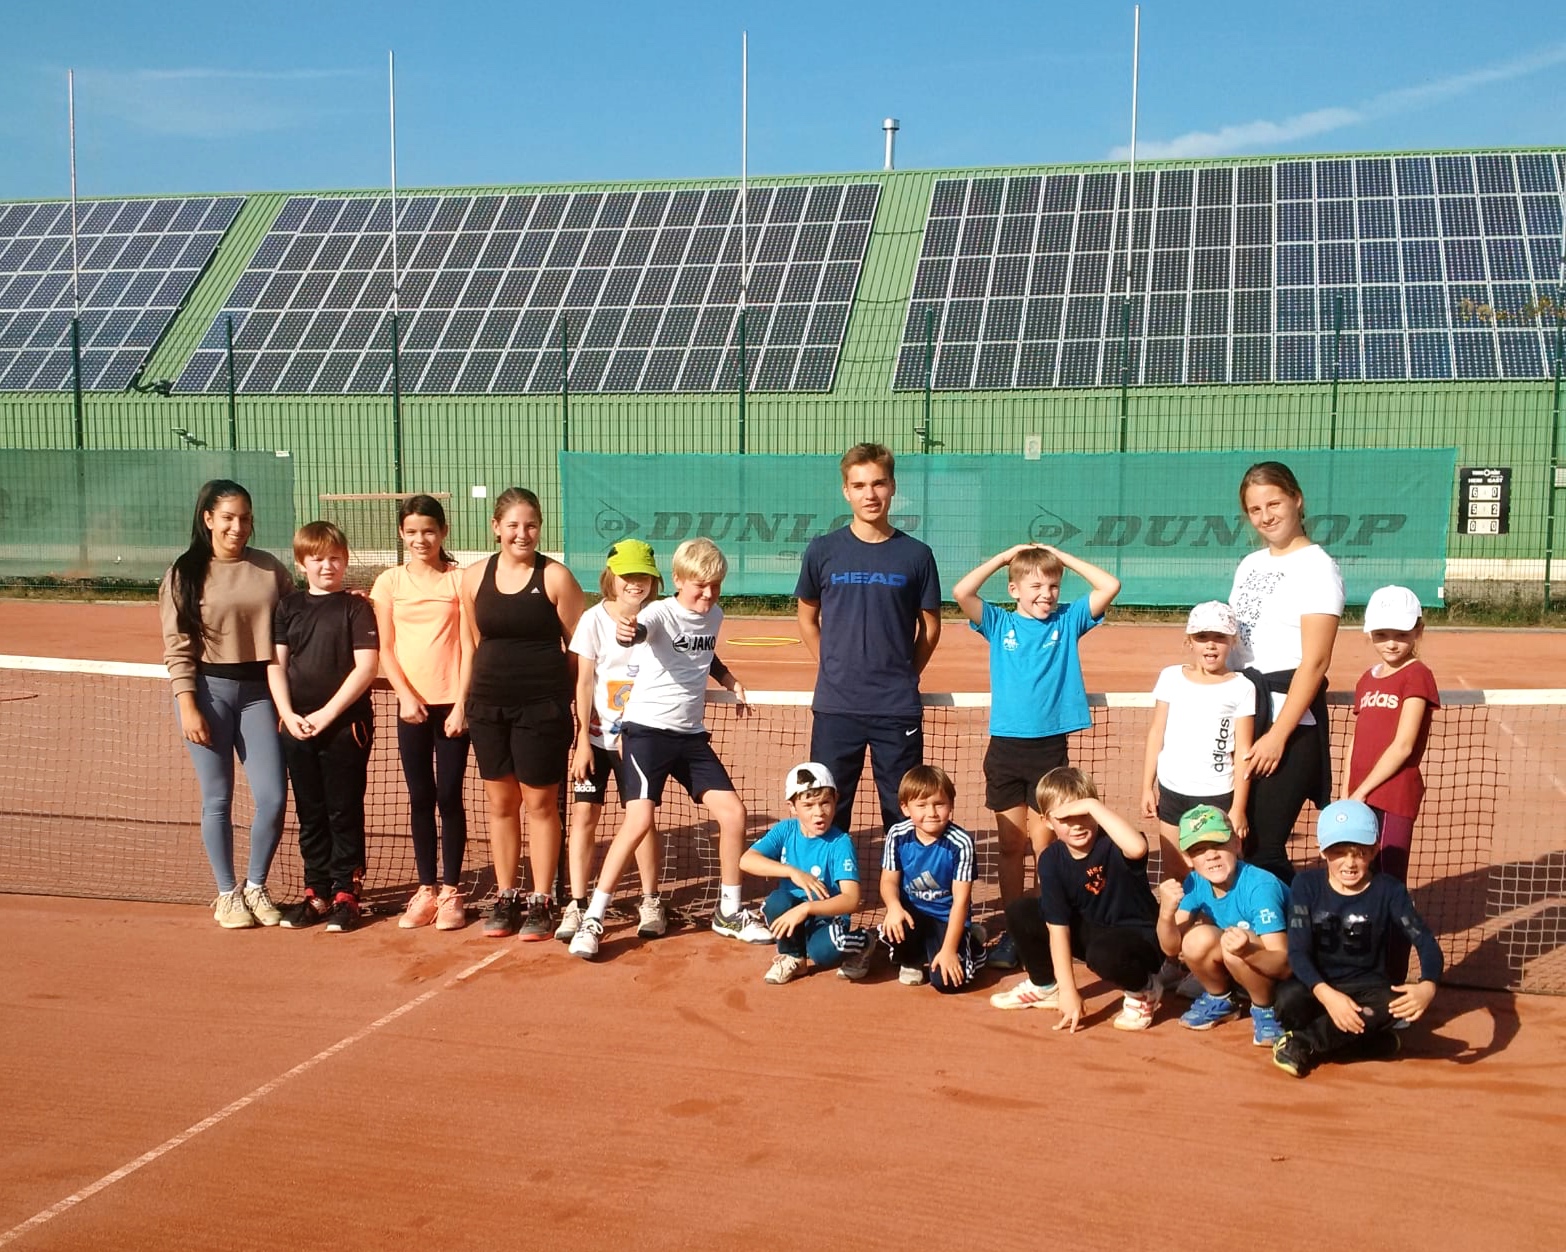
left=176, top=184, right=880, bottom=395
left=0, top=197, right=242, bottom=391
left=894, top=152, right=1565, bottom=390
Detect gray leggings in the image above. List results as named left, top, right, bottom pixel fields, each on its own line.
left=178, top=674, right=287, bottom=894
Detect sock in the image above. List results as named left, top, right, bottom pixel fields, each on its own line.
left=643, top=893, right=660, bottom=905
left=586, top=890, right=612, bottom=922
left=719, top=884, right=742, bottom=915
left=245, top=880, right=263, bottom=891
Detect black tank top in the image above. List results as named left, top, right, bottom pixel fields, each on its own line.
left=469, top=553, right=569, bottom=704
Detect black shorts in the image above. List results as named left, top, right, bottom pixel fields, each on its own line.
left=619, top=723, right=734, bottom=805
left=1155, top=782, right=1235, bottom=827
left=466, top=697, right=571, bottom=785
left=570, top=743, right=624, bottom=807
left=984, top=734, right=1070, bottom=812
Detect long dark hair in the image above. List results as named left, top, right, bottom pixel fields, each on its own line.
left=398, top=493, right=455, bottom=566
left=170, top=479, right=251, bottom=651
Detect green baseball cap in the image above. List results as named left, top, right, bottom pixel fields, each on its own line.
left=605, top=539, right=660, bottom=579
left=1177, top=805, right=1234, bottom=851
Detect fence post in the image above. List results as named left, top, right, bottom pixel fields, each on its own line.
left=225, top=314, right=237, bottom=451
left=560, top=315, right=571, bottom=454
left=1545, top=310, right=1562, bottom=613
left=1329, top=294, right=1343, bottom=449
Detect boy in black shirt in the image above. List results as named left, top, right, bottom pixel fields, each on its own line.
left=989, top=767, right=1164, bottom=1032
left=1272, top=799, right=1442, bottom=1077
left=268, top=522, right=380, bottom=932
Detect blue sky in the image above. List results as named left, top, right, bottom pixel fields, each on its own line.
left=3, top=1, right=1563, bottom=198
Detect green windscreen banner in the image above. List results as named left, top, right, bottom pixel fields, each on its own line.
left=0, top=450, right=296, bottom=580
left=561, top=449, right=1456, bottom=605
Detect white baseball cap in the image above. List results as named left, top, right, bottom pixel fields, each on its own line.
left=1363, top=585, right=1422, bottom=633
left=784, top=762, right=837, bottom=799
left=1186, top=601, right=1238, bottom=636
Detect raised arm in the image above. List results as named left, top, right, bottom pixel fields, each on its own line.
left=1048, top=547, right=1121, bottom=619
left=951, top=545, right=1027, bottom=624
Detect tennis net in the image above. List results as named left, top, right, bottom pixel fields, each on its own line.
left=2, top=655, right=1562, bottom=994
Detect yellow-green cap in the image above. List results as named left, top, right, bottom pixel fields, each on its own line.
left=606, top=539, right=659, bottom=579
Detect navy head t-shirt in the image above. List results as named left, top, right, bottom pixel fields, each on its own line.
left=794, top=527, right=940, bottom=720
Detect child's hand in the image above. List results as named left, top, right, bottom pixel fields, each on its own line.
left=1220, top=926, right=1253, bottom=957
left=1052, top=985, right=1084, bottom=1034
left=1140, top=785, right=1158, bottom=821
left=1227, top=805, right=1249, bottom=842
left=731, top=681, right=750, bottom=717
left=281, top=710, right=313, bottom=740
left=1390, top=980, right=1437, bottom=1023
left=769, top=902, right=811, bottom=938
left=396, top=693, right=427, bottom=724
left=443, top=704, right=467, bottom=738
left=614, top=612, right=640, bottom=646
left=786, top=866, right=829, bottom=900
left=881, top=901, right=912, bottom=943
left=1316, top=984, right=1368, bottom=1034
left=931, top=946, right=965, bottom=987
left=1156, top=878, right=1185, bottom=912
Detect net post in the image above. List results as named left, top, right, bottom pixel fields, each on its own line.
left=70, top=317, right=84, bottom=448
left=388, top=311, right=404, bottom=494
left=224, top=314, right=237, bottom=451
left=737, top=307, right=748, bottom=455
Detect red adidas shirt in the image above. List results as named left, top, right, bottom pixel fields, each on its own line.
left=1348, top=660, right=1440, bottom=819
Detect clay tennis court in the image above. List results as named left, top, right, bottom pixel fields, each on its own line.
left=3, top=600, right=1565, bottom=1249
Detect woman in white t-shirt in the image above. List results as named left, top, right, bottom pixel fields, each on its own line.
left=1140, top=600, right=1256, bottom=875
left=1228, top=461, right=1344, bottom=883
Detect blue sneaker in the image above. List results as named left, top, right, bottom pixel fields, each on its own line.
left=1250, top=1003, right=1284, bottom=1047
left=988, top=932, right=1019, bottom=970
left=1179, top=991, right=1241, bottom=1031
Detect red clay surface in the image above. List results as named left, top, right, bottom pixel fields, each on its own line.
left=3, top=895, right=1563, bottom=1251
left=2, top=598, right=1563, bottom=692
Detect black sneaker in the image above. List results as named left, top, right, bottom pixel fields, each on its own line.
left=325, top=893, right=360, bottom=933
left=518, top=895, right=554, bottom=942
left=1271, top=1032, right=1315, bottom=1079
left=1345, top=1029, right=1402, bottom=1062
left=484, top=890, right=523, bottom=938
left=280, top=891, right=328, bottom=929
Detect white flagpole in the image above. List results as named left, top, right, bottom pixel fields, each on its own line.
left=1123, top=5, right=1139, bottom=307
left=740, top=30, right=749, bottom=311
left=388, top=49, right=400, bottom=317
left=68, top=69, right=81, bottom=318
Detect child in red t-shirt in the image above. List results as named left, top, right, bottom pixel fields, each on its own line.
left=1343, top=585, right=1440, bottom=980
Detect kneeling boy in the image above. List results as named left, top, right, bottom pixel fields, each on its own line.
left=879, top=765, right=985, bottom=991
left=740, top=763, right=868, bottom=985
left=1155, top=805, right=1289, bottom=1045
left=1272, top=799, right=1442, bottom=1078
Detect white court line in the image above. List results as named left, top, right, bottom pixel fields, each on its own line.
left=0, top=947, right=510, bottom=1247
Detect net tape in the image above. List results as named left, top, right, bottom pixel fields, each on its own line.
left=2, top=657, right=1562, bottom=994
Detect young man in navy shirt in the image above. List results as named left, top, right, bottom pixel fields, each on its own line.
left=795, top=444, right=941, bottom=834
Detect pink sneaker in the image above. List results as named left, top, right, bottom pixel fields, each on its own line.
left=434, top=885, right=467, bottom=931
left=399, top=885, right=439, bottom=929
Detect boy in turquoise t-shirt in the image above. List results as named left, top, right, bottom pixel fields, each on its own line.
left=953, top=543, right=1121, bottom=967
left=740, top=762, right=871, bottom=985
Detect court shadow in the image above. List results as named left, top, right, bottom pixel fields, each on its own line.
left=1402, top=989, right=1522, bottom=1065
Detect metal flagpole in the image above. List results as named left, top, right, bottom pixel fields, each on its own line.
left=1117, top=5, right=1140, bottom=453
left=736, top=30, right=748, bottom=455
left=68, top=69, right=84, bottom=448
left=388, top=50, right=405, bottom=493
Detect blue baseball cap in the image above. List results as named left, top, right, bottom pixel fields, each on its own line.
left=1316, top=799, right=1380, bottom=850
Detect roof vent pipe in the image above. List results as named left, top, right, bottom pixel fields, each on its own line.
left=882, top=117, right=899, bottom=171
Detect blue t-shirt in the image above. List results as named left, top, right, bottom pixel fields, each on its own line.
left=750, top=818, right=860, bottom=906
left=881, top=820, right=976, bottom=924
left=972, top=597, right=1101, bottom=738
left=1178, top=861, right=1287, bottom=935
left=795, top=527, right=941, bottom=720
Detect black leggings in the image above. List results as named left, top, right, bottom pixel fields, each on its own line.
left=1004, top=898, right=1162, bottom=992
left=284, top=715, right=372, bottom=897
left=1245, top=723, right=1325, bottom=885
left=397, top=706, right=470, bottom=887
left=1276, top=975, right=1395, bottom=1057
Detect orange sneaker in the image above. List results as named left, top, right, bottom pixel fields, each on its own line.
left=435, top=885, right=467, bottom=931
left=399, top=885, right=439, bottom=929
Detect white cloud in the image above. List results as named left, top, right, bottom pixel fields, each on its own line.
left=1111, top=42, right=1566, bottom=160
left=76, top=67, right=368, bottom=140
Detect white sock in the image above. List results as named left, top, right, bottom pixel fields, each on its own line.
left=719, top=884, right=742, bottom=915
left=245, top=880, right=263, bottom=891
left=586, top=890, right=613, bottom=922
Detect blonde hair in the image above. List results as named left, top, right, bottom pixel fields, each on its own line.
left=1035, top=766, right=1099, bottom=814
left=672, top=537, right=727, bottom=584
left=1008, top=546, right=1063, bottom=582
left=293, top=520, right=348, bottom=562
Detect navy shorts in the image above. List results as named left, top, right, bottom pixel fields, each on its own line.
left=619, top=724, right=735, bottom=805
left=1156, top=782, right=1235, bottom=827
left=570, top=743, right=625, bottom=807
left=983, top=734, right=1069, bottom=812
left=466, top=697, right=571, bottom=786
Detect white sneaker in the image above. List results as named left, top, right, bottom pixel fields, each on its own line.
left=568, top=916, right=603, bottom=959
left=1113, top=982, right=1164, bottom=1031
left=554, top=900, right=582, bottom=942
left=988, top=977, right=1059, bottom=1010
left=764, top=954, right=804, bottom=984
left=712, top=906, right=774, bottom=945
left=637, top=895, right=668, bottom=938
left=242, top=883, right=282, bottom=927
left=899, top=965, right=928, bottom=986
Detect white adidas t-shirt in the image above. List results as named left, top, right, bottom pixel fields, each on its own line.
left=1228, top=543, right=1343, bottom=723
left=1152, top=665, right=1257, bottom=795
left=568, top=602, right=640, bottom=750
left=620, top=597, right=722, bottom=734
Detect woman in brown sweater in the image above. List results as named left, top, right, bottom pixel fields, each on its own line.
left=159, top=479, right=295, bottom=928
